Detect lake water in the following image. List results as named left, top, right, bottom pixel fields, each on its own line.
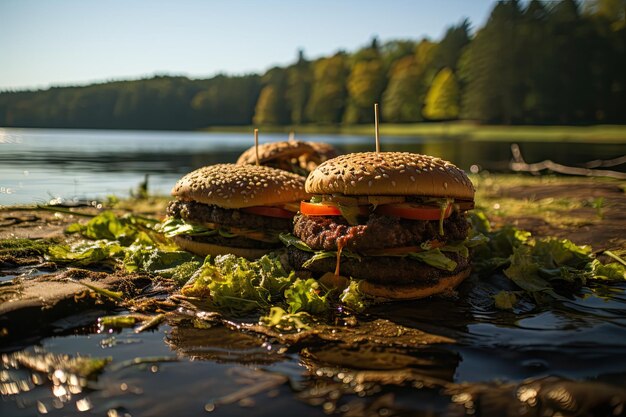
left=1, top=127, right=624, bottom=205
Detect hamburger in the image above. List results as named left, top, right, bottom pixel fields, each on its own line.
left=236, top=140, right=316, bottom=176
left=282, top=152, right=476, bottom=300
left=164, top=164, right=309, bottom=259
left=298, top=141, right=340, bottom=172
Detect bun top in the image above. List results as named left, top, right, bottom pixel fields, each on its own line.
left=237, top=141, right=315, bottom=165
left=305, top=152, right=475, bottom=200
left=307, top=142, right=339, bottom=161
left=172, top=164, right=309, bottom=208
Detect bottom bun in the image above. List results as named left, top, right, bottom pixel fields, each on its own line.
left=358, top=268, right=471, bottom=300
left=172, top=235, right=271, bottom=259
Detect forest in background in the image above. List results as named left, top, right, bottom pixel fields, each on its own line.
left=1, top=0, right=625, bottom=130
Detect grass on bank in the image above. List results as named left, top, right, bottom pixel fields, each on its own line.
left=201, top=122, right=626, bottom=143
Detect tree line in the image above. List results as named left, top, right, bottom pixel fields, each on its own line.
left=1, top=0, right=624, bottom=129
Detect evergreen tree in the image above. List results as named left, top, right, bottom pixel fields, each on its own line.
left=433, top=19, right=471, bottom=71
left=519, top=0, right=556, bottom=122
left=547, top=0, right=595, bottom=123
left=380, top=40, right=418, bottom=68
left=461, top=1, right=525, bottom=123
left=423, top=68, right=460, bottom=120
left=190, top=74, right=261, bottom=127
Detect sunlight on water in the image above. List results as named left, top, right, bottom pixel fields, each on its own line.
left=1, top=128, right=623, bottom=206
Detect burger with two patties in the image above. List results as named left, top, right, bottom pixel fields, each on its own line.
left=282, top=152, right=478, bottom=300
left=164, top=164, right=309, bottom=259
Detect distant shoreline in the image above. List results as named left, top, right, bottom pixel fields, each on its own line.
left=200, top=122, right=626, bottom=143
left=2, top=123, right=625, bottom=143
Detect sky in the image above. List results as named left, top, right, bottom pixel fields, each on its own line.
left=0, top=0, right=496, bottom=91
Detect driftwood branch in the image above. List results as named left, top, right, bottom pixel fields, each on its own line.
left=509, top=144, right=626, bottom=180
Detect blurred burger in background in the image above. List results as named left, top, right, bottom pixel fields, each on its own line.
left=282, top=152, right=477, bottom=300
left=298, top=141, right=340, bottom=172
left=237, top=140, right=340, bottom=176
left=164, top=164, right=308, bottom=259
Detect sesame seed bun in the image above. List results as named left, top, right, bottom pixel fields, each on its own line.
left=306, top=142, right=339, bottom=161
left=171, top=164, right=309, bottom=208
left=298, top=141, right=340, bottom=172
left=358, top=267, right=470, bottom=300
left=305, top=152, right=475, bottom=200
left=171, top=235, right=271, bottom=259
left=236, top=141, right=315, bottom=166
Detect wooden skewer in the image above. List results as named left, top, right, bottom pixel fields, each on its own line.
left=254, top=128, right=259, bottom=166
left=374, top=103, right=380, bottom=153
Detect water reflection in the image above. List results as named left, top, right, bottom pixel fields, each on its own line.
left=1, top=128, right=624, bottom=205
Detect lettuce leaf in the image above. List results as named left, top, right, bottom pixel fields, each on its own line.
left=279, top=233, right=314, bottom=252
left=66, top=211, right=156, bottom=246
left=493, top=291, right=518, bottom=310
left=337, top=203, right=361, bottom=226
left=123, top=244, right=199, bottom=273
left=340, top=280, right=367, bottom=312
left=259, top=306, right=315, bottom=331
left=407, top=248, right=458, bottom=271
left=504, top=245, right=553, bottom=293
left=47, top=240, right=125, bottom=266
left=302, top=250, right=361, bottom=268
left=160, top=217, right=217, bottom=238
left=590, top=259, right=626, bottom=281
left=182, top=254, right=297, bottom=315
left=284, top=278, right=330, bottom=315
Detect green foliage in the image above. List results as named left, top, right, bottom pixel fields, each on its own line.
left=284, top=278, right=330, bottom=314
left=381, top=40, right=437, bottom=122
left=340, top=280, right=366, bottom=312
left=407, top=248, right=458, bottom=271
left=0, top=238, right=52, bottom=257
left=66, top=211, right=152, bottom=245
left=471, top=211, right=626, bottom=302
left=285, top=50, right=312, bottom=124
left=423, top=67, right=460, bottom=120
left=344, top=46, right=386, bottom=124
left=182, top=254, right=297, bottom=314
left=190, top=74, right=261, bottom=127
left=252, top=67, right=289, bottom=125
left=47, top=212, right=202, bottom=283
left=47, top=240, right=125, bottom=267
left=493, top=291, right=518, bottom=310
left=305, top=53, right=349, bottom=124
left=461, top=1, right=526, bottom=123
left=590, top=259, right=626, bottom=280
left=259, top=306, right=316, bottom=331
left=2, top=3, right=625, bottom=127
left=432, top=19, right=471, bottom=71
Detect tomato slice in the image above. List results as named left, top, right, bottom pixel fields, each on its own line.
left=375, top=202, right=452, bottom=221
left=300, top=201, right=371, bottom=217
left=300, top=201, right=342, bottom=216
left=241, top=206, right=295, bottom=219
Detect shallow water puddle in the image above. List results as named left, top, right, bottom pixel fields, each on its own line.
left=2, top=278, right=626, bottom=417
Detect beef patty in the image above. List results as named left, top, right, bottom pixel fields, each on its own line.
left=292, top=211, right=469, bottom=252
left=167, top=200, right=292, bottom=231
left=287, top=246, right=470, bottom=284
